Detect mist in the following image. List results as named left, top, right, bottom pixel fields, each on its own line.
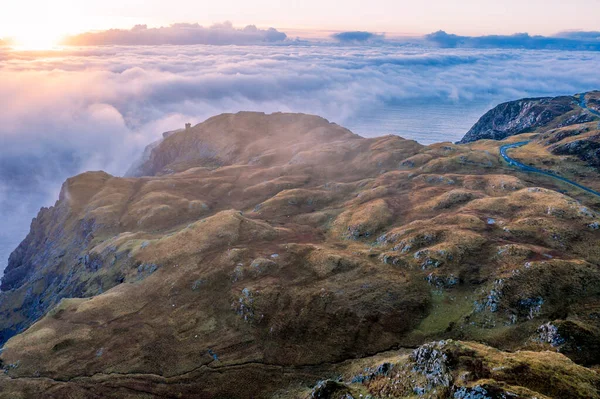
left=1, top=42, right=600, bottom=271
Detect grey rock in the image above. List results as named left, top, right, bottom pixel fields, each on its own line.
left=536, top=322, right=565, bottom=347
left=411, top=341, right=453, bottom=390
left=310, top=380, right=351, bottom=399
left=459, top=95, right=577, bottom=144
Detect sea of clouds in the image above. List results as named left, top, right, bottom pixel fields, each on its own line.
left=1, top=36, right=600, bottom=272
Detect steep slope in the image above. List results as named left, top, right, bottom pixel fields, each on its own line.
left=459, top=92, right=599, bottom=144
left=1, top=110, right=600, bottom=398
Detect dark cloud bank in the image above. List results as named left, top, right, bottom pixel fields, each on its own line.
left=58, top=23, right=600, bottom=51
left=425, top=30, right=600, bottom=51
left=329, top=30, right=600, bottom=51
left=331, top=31, right=385, bottom=43
left=64, top=22, right=287, bottom=46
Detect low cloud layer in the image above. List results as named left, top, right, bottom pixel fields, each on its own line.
left=64, top=22, right=287, bottom=46
left=424, top=30, right=600, bottom=51
left=1, top=42, right=600, bottom=272
left=57, top=22, right=600, bottom=51
left=555, top=31, right=600, bottom=41
left=328, top=29, right=600, bottom=51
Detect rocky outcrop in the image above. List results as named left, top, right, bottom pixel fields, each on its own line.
left=458, top=94, right=595, bottom=144
left=533, top=320, right=600, bottom=366
left=551, top=135, right=600, bottom=168
left=301, top=340, right=600, bottom=399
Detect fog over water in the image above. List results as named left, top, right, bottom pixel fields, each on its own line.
left=1, top=43, right=600, bottom=272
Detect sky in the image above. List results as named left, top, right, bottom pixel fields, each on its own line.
left=2, top=0, right=600, bottom=48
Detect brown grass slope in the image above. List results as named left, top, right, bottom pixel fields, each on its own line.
left=0, top=111, right=599, bottom=398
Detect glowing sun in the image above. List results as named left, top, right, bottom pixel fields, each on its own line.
left=2, top=5, right=81, bottom=51
left=13, top=33, right=63, bottom=51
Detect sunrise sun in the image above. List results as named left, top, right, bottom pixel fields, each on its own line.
left=13, top=33, right=63, bottom=50
left=2, top=5, right=81, bottom=50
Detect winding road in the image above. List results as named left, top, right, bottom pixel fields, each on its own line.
left=500, top=141, right=600, bottom=198
left=580, top=93, right=600, bottom=118
left=499, top=94, right=600, bottom=199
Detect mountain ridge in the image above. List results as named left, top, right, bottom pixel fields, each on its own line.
left=458, top=91, right=600, bottom=144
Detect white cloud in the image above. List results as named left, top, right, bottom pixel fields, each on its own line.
left=0, top=43, right=599, bottom=270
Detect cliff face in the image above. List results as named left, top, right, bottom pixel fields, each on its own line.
left=458, top=94, right=598, bottom=144
left=0, top=171, right=122, bottom=343
left=1, top=110, right=600, bottom=398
